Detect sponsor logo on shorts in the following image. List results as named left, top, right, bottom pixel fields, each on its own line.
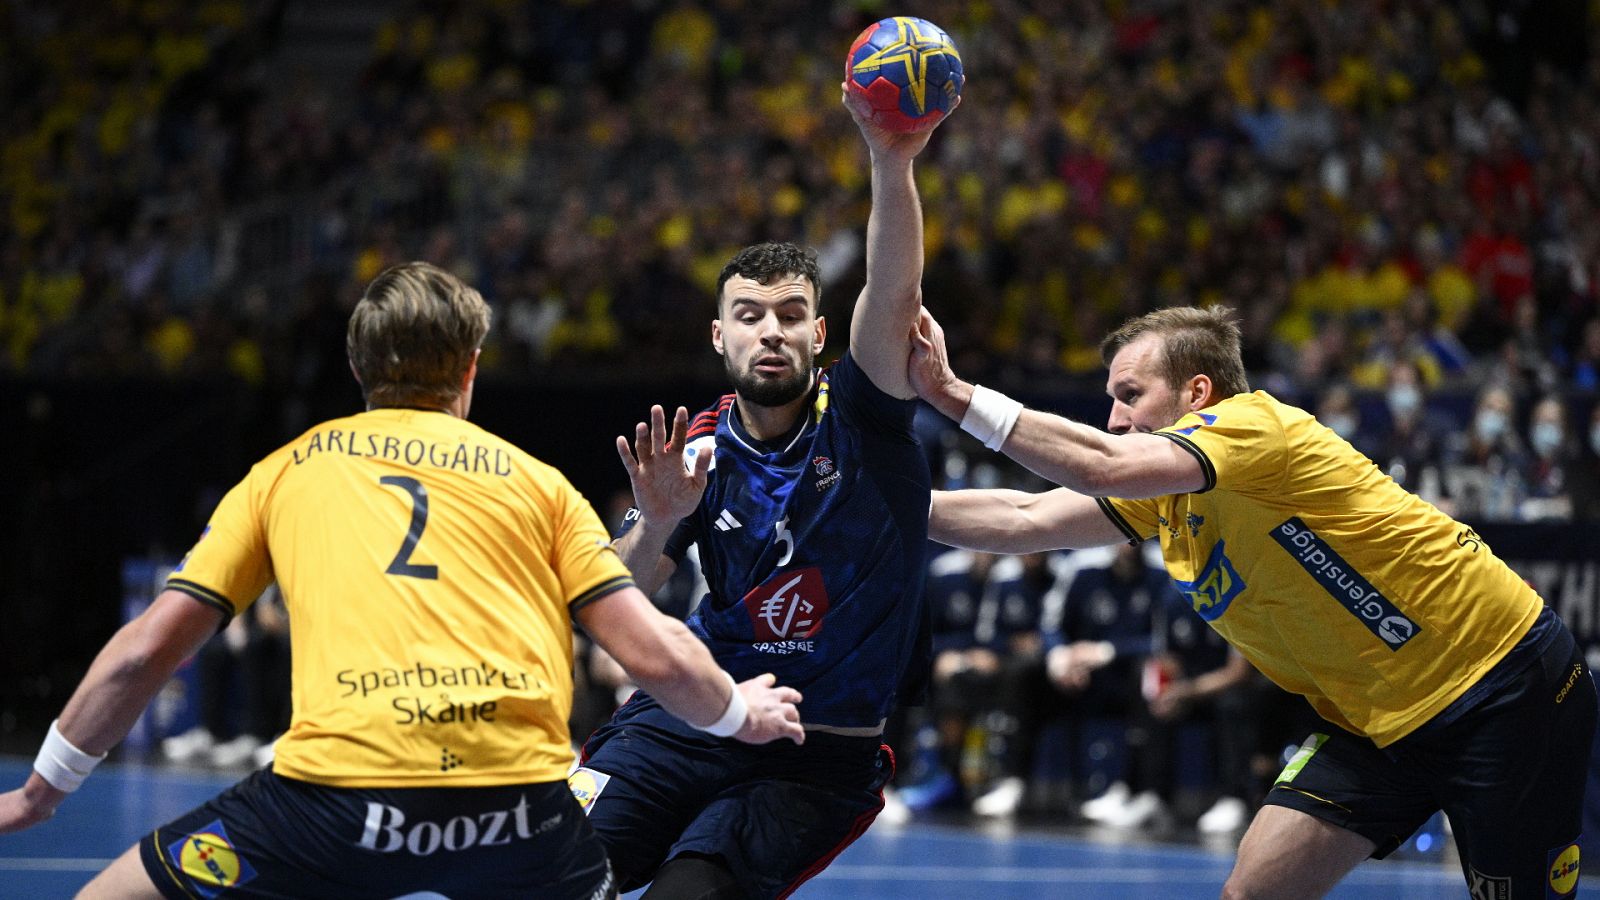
left=1172, top=540, right=1246, bottom=622
left=1270, top=517, right=1419, bottom=650
left=1547, top=840, right=1580, bottom=898
left=1467, top=865, right=1511, bottom=900
left=357, top=796, right=562, bottom=856
left=567, top=767, right=611, bottom=815
left=1556, top=664, right=1585, bottom=703
left=1273, top=732, right=1327, bottom=785
left=165, top=819, right=258, bottom=898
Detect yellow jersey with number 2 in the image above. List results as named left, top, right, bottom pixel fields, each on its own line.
left=167, top=407, right=634, bottom=786
left=1100, top=391, right=1540, bottom=746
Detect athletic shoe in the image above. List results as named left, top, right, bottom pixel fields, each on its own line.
left=971, top=777, right=1025, bottom=818
left=1099, top=790, right=1167, bottom=829
left=1079, top=781, right=1130, bottom=822
left=877, top=787, right=911, bottom=827
left=1197, top=796, right=1249, bottom=834
left=160, top=727, right=215, bottom=763
left=209, top=735, right=264, bottom=768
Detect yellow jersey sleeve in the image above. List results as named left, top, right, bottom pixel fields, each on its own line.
left=1098, top=495, right=1161, bottom=544
left=551, top=476, right=635, bottom=611
left=166, top=473, right=274, bottom=617
left=1156, top=392, right=1289, bottom=496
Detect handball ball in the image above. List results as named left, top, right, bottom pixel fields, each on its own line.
left=845, top=16, right=964, bottom=133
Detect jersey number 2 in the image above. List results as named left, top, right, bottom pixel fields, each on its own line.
left=379, top=475, right=439, bottom=579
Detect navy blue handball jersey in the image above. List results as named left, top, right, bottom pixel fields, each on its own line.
left=618, top=352, right=932, bottom=728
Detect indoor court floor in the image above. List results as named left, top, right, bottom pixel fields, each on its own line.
left=0, top=757, right=1586, bottom=898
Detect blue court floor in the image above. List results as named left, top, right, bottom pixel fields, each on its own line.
left=0, top=757, right=1590, bottom=898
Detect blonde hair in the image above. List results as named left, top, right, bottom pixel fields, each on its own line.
left=1100, top=305, right=1250, bottom=398
left=347, top=262, right=491, bottom=408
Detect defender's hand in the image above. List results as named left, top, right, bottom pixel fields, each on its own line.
left=615, top=405, right=711, bottom=525
left=908, top=308, right=965, bottom=411
left=732, top=674, right=806, bottom=746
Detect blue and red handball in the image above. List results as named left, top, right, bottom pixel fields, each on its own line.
left=845, top=16, right=964, bottom=134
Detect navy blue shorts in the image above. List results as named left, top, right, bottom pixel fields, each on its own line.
left=139, top=768, right=615, bottom=899
left=576, top=693, right=893, bottom=898
left=1264, top=611, right=1596, bottom=898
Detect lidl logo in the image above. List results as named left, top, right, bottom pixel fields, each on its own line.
left=1547, top=840, right=1580, bottom=897
left=166, top=819, right=257, bottom=898
left=568, top=766, right=612, bottom=815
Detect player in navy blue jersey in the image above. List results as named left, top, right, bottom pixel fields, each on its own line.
left=571, top=87, right=958, bottom=899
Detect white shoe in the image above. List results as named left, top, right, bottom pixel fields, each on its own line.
left=1100, top=790, right=1165, bottom=829
left=1197, top=796, right=1249, bottom=834
left=972, top=777, right=1025, bottom=818
left=251, top=738, right=277, bottom=769
left=209, top=735, right=264, bottom=768
left=160, top=727, right=215, bottom=763
left=877, top=787, right=911, bottom=827
left=1079, top=781, right=1131, bottom=822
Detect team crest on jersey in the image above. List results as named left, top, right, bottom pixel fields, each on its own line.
left=166, top=819, right=258, bottom=898
left=813, top=456, right=841, bottom=491
left=742, top=566, right=830, bottom=642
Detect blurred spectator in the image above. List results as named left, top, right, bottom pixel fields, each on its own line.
left=1446, top=384, right=1531, bottom=521
left=1520, top=395, right=1577, bottom=521
left=1374, top=361, right=1454, bottom=508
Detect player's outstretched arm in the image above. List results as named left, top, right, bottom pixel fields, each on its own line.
left=842, top=87, right=959, bottom=399
left=0, top=589, right=225, bottom=833
left=576, top=586, right=804, bottom=746
left=931, top=487, right=1128, bottom=553
left=909, top=309, right=1206, bottom=498
left=612, top=404, right=710, bottom=595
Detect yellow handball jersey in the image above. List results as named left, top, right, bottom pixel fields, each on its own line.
left=1099, top=391, right=1541, bottom=746
left=167, top=407, right=635, bottom=787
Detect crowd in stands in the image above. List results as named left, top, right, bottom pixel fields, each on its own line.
left=4, top=0, right=1598, bottom=519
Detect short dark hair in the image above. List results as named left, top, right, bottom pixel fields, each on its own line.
left=715, top=242, right=821, bottom=313
left=1100, top=305, right=1250, bottom=398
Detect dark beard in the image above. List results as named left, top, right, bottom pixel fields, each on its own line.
left=728, top=359, right=812, bottom=408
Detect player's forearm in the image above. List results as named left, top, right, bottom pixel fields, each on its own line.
left=611, top=521, right=677, bottom=596
left=56, top=613, right=203, bottom=755
left=629, top=620, right=738, bottom=728
left=863, top=154, right=924, bottom=309
left=592, top=600, right=734, bottom=729
left=851, top=154, right=925, bottom=395
left=930, top=488, right=1070, bottom=554
left=929, top=379, right=1192, bottom=498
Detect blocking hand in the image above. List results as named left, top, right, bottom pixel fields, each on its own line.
left=615, top=405, right=711, bottom=526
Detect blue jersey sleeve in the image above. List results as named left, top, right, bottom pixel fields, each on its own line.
left=823, top=350, right=917, bottom=437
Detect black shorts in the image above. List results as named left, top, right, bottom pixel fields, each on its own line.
left=139, top=768, right=615, bottom=900
left=577, top=692, right=892, bottom=898
left=1264, top=611, right=1596, bottom=898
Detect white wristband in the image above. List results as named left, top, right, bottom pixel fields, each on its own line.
left=699, top=671, right=747, bottom=738
left=33, top=720, right=106, bottom=793
left=959, top=385, right=1024, bottom=450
